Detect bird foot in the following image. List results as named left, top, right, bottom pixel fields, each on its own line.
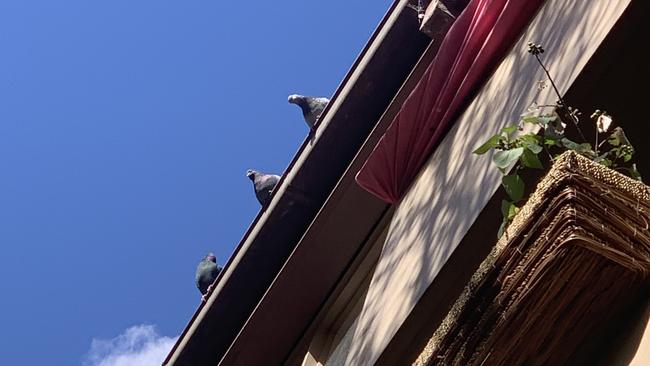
left=201, top=284, right=214, bottom=302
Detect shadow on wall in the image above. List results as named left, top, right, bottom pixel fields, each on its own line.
left=343, top=0, right=634, bottom=364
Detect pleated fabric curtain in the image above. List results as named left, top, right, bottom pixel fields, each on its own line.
left=355, top=0, right=546, bottom=204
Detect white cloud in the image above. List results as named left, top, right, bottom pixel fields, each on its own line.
left=85, top=325, right=178, bottom=366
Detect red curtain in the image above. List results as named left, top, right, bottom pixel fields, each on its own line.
left=355, top=0, right=546, bottom=204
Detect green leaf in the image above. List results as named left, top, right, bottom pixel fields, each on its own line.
left=595, top=153, right=613, bottom=167
left=517, top=135, right=543, bottom=154
left=537, top=115, right=558, bottom=126
left=501, top=199, right=513, bottom=218
left=520, top=148, right=544, bottom=169
left=536, top=115, right=557, bottom=126
left=610, top=145, right=634, bottom=163
left=519, top=134, right=542, bottom=142
left=497, top=218, right=508, bottom=239
left=630, top=164, right=643, bottom=182
left=608, top=127, right=630, bottom=146
left=560, top=138, right=596, bottom=158
left=501, top=200, right=520, bottom=221
left=500, top=124, right=519, bottom=136
left=559, top=138, right=579, bottom=150
left=493, top=147, right=524, bottom=170
left=509, top=205, right=519, bottom=220
left=502, top=174, right=525, bottom=202
left=473, top=134, right=503, bottom=155
left=528, top=143, right=543, bottom=154
left=544, top=137, right=559, bottom=146
left=544, top=125, right=564, bottom=140
left=521, top=115, right=539, bottom=124
left=521, top=114, right=556, bottom=126
left=623, top=150, right=633, bottom=162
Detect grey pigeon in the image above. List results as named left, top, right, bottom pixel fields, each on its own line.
left=246, top=169, right=281, bottom=206
left=195, top=252, right=221, bottom=300
left=288, top=94, right=330, bottom=130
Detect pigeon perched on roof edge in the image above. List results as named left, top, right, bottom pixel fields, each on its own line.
left=195, top=252, right=221, bottom=301
left=247, top=169, right=281, bottom=206
left=288, top=94, right=330, bottom=131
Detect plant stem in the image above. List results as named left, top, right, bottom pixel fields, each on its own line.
left=598, top=139, right=608, bottom=149
left=534, top=54, right=588, bottom=143
left=543, top=145, right=554, bottom=162
left=534, top=54, right=564, bottom=105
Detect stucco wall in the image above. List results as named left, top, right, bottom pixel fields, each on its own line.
left=342, top=0, right=634, bottom=364
left=629, top=305, right=650, bottom=365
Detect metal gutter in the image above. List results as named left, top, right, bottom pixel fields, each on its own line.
left=164, top=1, right=430, bottom=365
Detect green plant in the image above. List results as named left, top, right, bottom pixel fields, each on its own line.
left=474, top=43, right=642, bottom=238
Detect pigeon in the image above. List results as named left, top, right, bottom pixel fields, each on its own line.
left=195, top=252, right=221, bottom=301
left=288, top=94, right=330, bottom=130
left=247, top=169, right=281, bottom=206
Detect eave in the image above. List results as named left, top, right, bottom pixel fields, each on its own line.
left=219, top=39, right=451, bottom=366
left=163, top=1, right=432, bottom=364
left=216, top=2, right=466, bottom=363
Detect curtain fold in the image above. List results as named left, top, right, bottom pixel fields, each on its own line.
left=355, top=0, right=546, bottom=204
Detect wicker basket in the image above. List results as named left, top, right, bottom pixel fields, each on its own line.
left=414, top=151, right=650, bottom=366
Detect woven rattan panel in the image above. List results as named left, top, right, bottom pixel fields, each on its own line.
left=414, top=151, right=650, bottom=366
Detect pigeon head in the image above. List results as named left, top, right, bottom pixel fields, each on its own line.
left=288, top=94, right=305, bottom=104
left=246, top=169, right=257, bottom=181
left=205, top=253, right=216, bottom=263
left=289, top=94, right=313, bottom=121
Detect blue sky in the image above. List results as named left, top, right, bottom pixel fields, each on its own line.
left=0, top=1, right=392, bottom=364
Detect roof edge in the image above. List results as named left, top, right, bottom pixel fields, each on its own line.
left=164, top=1, right=424, bottom=364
